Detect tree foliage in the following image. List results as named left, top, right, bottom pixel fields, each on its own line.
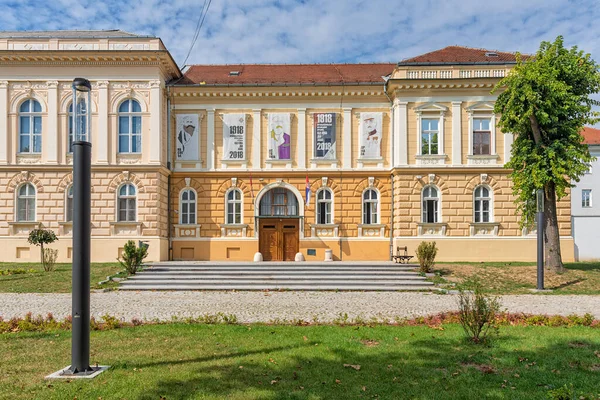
left=27, top=228, right=58, bottom=271
left=493, top=36, right=600, bottom=227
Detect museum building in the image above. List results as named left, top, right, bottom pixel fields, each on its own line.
left=0, top=30, right=574, bottom=262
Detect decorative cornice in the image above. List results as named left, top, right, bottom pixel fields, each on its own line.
left=172, top=90, right=381, bottom=98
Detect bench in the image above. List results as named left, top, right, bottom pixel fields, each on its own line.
left=392, top=246, right=414, bottom=264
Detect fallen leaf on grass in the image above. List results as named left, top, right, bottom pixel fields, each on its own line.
left=595, top=351, right=600, bottom=358
left=335, top=379, right=341, bottom=384
left=343, top=364, right=361, bottom=371
left=303, top=336, right=308, bottom=341
left=270, top=380, right=278, bottom=385
left=361, top=340, right=379, bottom=347
left=362, top=386, right=367, bottom=391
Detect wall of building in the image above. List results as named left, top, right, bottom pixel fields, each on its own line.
left=572, top=145, right=600, bottom=261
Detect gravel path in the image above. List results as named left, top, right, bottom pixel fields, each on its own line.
left=1, top=292, right=600, bottom=323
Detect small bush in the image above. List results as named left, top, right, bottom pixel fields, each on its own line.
left=117, top=240, right=148, bottom=275
left=547, top=384, right=575, bottom=400
left=27, top=228, right=58, bottom=271
left=457, top=278, right=501, bottom=343
left=42, top=248, right=58, bottom=272
left=416, top=241, right=438, bottom=273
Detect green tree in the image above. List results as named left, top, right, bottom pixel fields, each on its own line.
left=493, top=36, right=600, bottom=272
left=27, top=228, right=58, bottom=270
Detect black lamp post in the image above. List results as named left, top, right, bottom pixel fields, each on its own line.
left=69, top=77, right=93, bottom=375
left=536, top=189, right=545, bottom=291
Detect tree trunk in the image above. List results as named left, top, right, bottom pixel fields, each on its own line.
left=543, top=181, right=564, bottom=273
left=40, top=243, right=44, bottom=270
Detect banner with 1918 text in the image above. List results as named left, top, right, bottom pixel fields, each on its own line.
left=222, top=113, right=246, bottom=160
left=313, top=112, right=336, bottom=159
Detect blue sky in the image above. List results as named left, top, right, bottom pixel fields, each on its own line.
left=1, top=0, right=599, bottom=68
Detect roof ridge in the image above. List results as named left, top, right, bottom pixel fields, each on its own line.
left=187, top=62, right=395, bottom=67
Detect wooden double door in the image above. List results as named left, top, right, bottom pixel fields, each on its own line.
left=259, top=218, right=299, bottom=261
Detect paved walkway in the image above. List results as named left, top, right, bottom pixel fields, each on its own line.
left=1, top=291, right=599, bottom=323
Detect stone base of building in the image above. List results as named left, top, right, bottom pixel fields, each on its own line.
left=393, top=237, right=575, bottom=262
left=0, top=237, right=168, bottom=263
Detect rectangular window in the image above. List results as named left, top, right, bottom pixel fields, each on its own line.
left=582, top=189, right=592, bottom=208
left=421, top=119, right=439, bottom=155
left=472, top=118, right=491, bottom=155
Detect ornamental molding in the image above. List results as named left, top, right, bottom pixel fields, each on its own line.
left=173, top=90, right=379, bottom=98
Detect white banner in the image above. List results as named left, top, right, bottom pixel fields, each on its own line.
left=359, top=112, right=382, bottom=159
left=267, top=113, right=291, bottom=160
left=223, top=113, right=246, bottom=160
left=176, top=114, right=199, bottom=160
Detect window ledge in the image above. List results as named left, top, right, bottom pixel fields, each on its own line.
left=16, top=153, right=42, bottom=164
left=417, top=222, right=448, bottom=236
left=8, top=221, right=41, bottom=236
left=109, top=221, right=142, bottom=235
left=310, top=223, right=339, bottom=237
left=469, top=222, right=500, bottom=236
left=219, top=223, right=248, bottom=237
left=58, top=221, right=73, bottom=236
left=358, top=223, right=385, bottom=237
left=174, top=224, right=201, bottom=238
left=467, top=154, right=499, bottom=165
left=415, top=154, right=447, bottom=166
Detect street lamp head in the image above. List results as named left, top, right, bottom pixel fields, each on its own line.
left=72, top=77, right=92, bottom=92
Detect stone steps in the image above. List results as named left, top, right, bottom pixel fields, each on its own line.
left=119, top=262, right=435, bottom=291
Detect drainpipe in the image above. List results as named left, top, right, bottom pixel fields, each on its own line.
left=167, top=86, right=173, bottom=261
left=383, top=75, right=394, bottom=261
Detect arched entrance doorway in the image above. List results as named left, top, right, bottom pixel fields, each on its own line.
left=257, top=187, right=300, bottom=261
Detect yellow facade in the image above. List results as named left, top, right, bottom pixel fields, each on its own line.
left=0, top=33, right=576, bottom=262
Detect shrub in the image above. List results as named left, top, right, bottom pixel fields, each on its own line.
left=547, top=384, right=575, bottom=400
left=27, top=228, right=58, bottom=271
left=117, top=240, right=148, bottom=275
left=457, top=278, right=501, bottom=343
left=416, top=241, right=437, bottom=273
left=42, top=248, right=58, bottom=272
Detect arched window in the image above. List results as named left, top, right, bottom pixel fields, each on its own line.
left=19, top=99, right=42, bottom=153
left=180, top=189, right=196, bottom=224
left=17, top=183, right=36, bottom=222
left=66, top=185, right=74, bottom=222
left=316, top=188, right=333, bottom=224
left=422, top=186, right=439, bottom=223
left=259, top=188, right=298, bottom=217
left=226, top=189, right=242, bottom=224
left=474, top=186, right=491, bottom=223
left=362, top=189, right=379, bottom=224
left=117, top=183, right=136, bottom=222
left=118, top=99, right=142, bottom=153
left=68, top=99, right=88, bottom=152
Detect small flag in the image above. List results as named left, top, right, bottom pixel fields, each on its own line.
left=305, top=175, right=311, bottom=206
left=249, top=172, right=255, bottom=205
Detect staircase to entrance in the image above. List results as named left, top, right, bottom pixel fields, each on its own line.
left=119, top=261, right=435, bottom=291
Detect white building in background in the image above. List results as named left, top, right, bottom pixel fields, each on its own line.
left=572, top=127, right=600, bottom=261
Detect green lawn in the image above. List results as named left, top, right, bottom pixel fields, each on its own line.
left=432, top=261, right=600, bottom=295
left=1, top=324, right=599, bottom=399
left=0, top=263, right=123, bottom=293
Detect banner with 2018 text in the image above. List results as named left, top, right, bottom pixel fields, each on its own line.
left=313, top=112, right=336, bottom=159
left=222, top=113, right=246, bottom=161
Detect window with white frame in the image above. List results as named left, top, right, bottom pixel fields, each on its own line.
left=118, top=99, right=142, bottom=153
left=117, top=183, right=137, bottom=222
left=68, top=99, right=88, bottom=152
left=421, top=119, right=439, bottom=155
left=66, top=185, right=74, bottom=222
left=17, top=183, right=36, bottom=222
left=472, top=118, right=491, bottom=155
left=226, top=188, right=242, bottom=224
left=316, top=188, right=333, bottom=224
left=180, top=189, right=196, bottom=224
left=19, top=99, right=42, bottom=153
left=422, top=186, right=439, bottom=223
left=362, top=189, right=379, bottom=224
left=582, top=189, right=592, bottom=208
left=474, top=186, right=491, bottom=222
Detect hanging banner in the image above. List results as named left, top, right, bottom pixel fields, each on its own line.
left=222, top=113, right=246, bottom=160
left=313, top=112, right=336, bottom=159
left=267, top=113, right=291, bottom=160
left=359, top=112, right=382, bottom=159
left=176, top=114, right=199, bottom=160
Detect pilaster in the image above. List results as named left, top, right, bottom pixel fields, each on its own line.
left=149, top=80, right=162, bottom=165
left=342, top=107, right=352, bottom=168
left=297, top=108, right=306, bottom=169
left=252, top=109, right=261, bottom=169
left=207, top=109, right=215, bottom=170
left=0, top=81, right=7, bottom=164
left=451, top=101, right=462, bottom=166
left=96, top=80, right=109, bottom=164
left=45, top=81, right=58, bottom=164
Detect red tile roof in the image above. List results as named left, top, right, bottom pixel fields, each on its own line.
left=582, top=127, right=600, bottom=145
left=399, top=46, right=524, bottom=65
left=178, top=63, right=395, bottom=86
